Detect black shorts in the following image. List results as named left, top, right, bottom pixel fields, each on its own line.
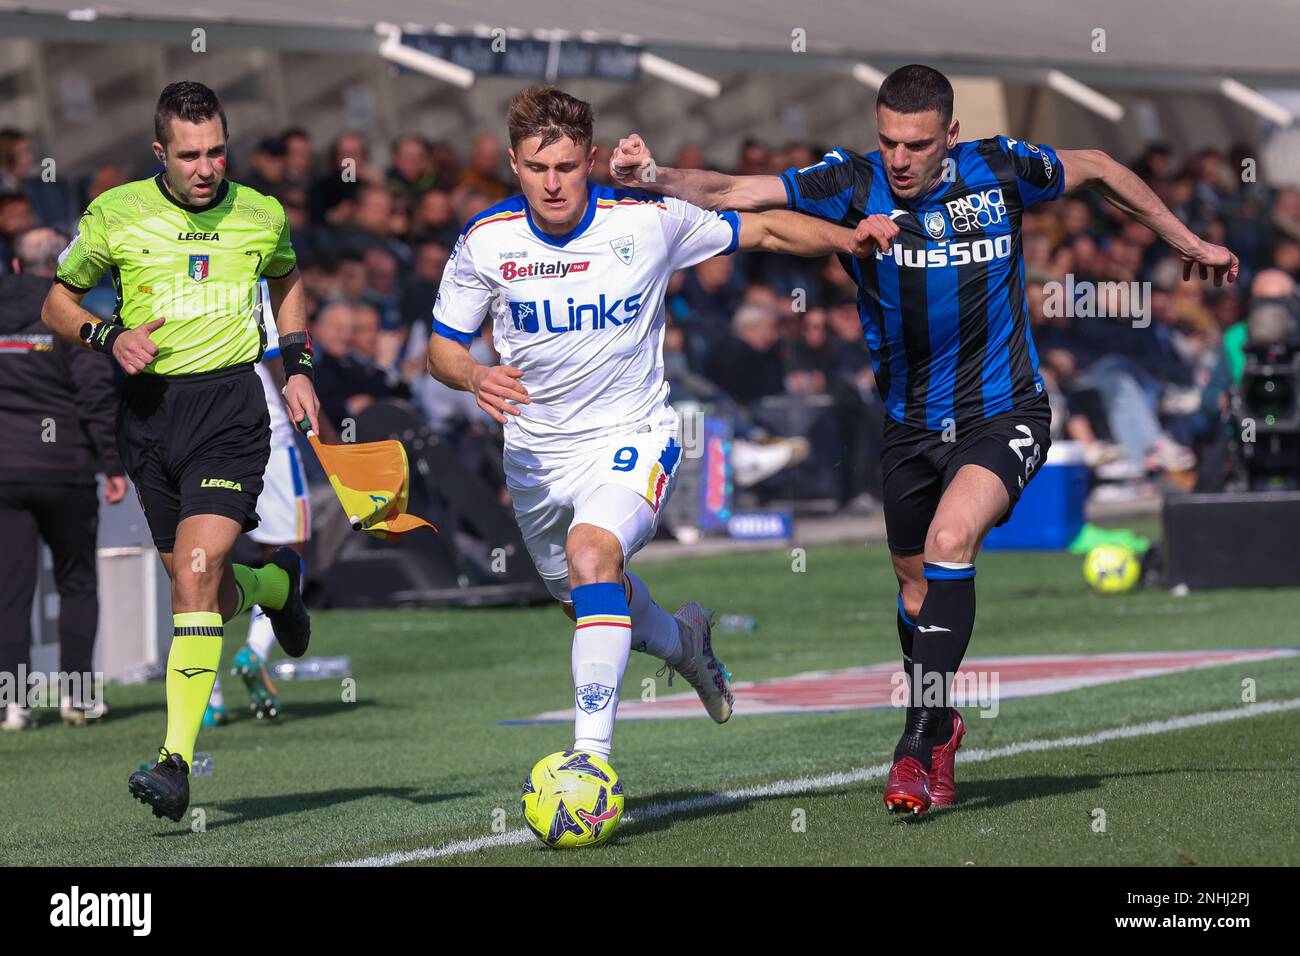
left=881, top=397, right=1052, bottom=557
left=117, top=364, right=270, bottom=552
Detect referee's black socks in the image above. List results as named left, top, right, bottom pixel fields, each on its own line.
left=893, top=562, right=975, bottom=769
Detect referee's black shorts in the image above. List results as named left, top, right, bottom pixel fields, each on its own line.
left=881, top=396, right=1052, bottom=557
left=117, top=363, right=270, bottom=553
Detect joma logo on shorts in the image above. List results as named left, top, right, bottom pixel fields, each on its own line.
left=200, top=478, right=243, bottom=491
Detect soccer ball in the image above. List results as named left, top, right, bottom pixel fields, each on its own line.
left=520, top=750, right=625, bottom=849
left=1083, top=544, right=1141, bottom=595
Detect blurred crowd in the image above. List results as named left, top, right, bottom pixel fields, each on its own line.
left=4, top=125, right=1298, bottom=508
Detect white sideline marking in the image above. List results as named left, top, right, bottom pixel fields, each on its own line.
left=333, top=697, right=1300, bottom=867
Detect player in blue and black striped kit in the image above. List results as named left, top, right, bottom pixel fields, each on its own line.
left=611, top=64, right=1238, bottom=814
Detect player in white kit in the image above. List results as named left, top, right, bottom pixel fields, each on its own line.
left=205, top=285, right=311, bottom=725
left=427, top=87, right=873, bottom=770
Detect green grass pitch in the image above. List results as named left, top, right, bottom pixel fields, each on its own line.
left=3, top=544, right=1298, bottom=866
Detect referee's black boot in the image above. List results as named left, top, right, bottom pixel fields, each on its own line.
left=263, top=547, right=311, bottom=658
left=128, top=751, right=190, bottom=822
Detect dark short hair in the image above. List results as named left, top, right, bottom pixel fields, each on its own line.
left=0, top=129, right=28, bottom=170
left=154, top=81, right=228, bottom=147
left=392, top=133, right=430, bottom=153
left=256, top=136, right=287, bottom=157
left=506, top=86, right=593, bottom=151
left=877, top=64, right=954, bottom=125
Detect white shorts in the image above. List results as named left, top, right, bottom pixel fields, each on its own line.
left=507, top=408, right=682, bottom=602
left=248, top=443, right=312, bottom=545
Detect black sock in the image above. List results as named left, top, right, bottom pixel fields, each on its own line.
left=896, top=592, right=915, bottom=682
left=893, top=563, right=976, bottom=769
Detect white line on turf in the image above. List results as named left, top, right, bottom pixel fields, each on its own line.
left=333, top=697, right=1300, bottom=867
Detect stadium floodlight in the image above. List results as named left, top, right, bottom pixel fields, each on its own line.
left=851, top=63, right=887, bottom=90
left=1219, top=78, right=1294, bottom=127
left=375, top=21, right=474, bottom=89
left=1045, top=70, right=1124, bottom=122
left=639, top=53, right=720, bottom=98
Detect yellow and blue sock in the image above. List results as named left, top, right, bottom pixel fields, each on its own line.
left=570, top=582, right=632, bottom=760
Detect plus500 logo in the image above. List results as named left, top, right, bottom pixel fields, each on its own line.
left=509, top=292, right=644, bottom=334
left=877, top=234, right=1012, bottom=269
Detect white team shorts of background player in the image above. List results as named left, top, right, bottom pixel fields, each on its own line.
left=250, top=314, right=311, bottom=546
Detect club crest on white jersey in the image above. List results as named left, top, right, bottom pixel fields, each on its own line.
left=610, top=234, right=635, bottom=265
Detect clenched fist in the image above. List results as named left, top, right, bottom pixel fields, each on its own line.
left=848, top=214, right=901, bottom=257
left=610, top=134, right=657, bottom=188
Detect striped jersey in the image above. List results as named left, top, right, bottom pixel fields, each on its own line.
left=432, top=183, right=740, bottom=457
left=781, top=136, right=1064, bottom=429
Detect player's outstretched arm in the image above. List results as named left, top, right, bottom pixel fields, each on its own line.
left=426, top=332, right=530, bottom=426
left=1059, top=148, right=1239, bottom=286
left=738, top=210, right=899, bottom=258
left=610, top=133, right=785, bottom=212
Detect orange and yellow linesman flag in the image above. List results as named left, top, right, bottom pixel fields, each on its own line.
left=298, top=420, right=436, bottom=541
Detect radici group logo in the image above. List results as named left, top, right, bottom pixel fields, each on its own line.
left=945, top=187, right=1006, bottom=233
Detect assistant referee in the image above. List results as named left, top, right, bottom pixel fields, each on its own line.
left=42, top=81, right=321, bottom=822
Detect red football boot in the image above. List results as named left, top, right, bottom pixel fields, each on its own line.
left=883, top=756, right=932, bottom=815
left=928, top=709, right=966, bottom=808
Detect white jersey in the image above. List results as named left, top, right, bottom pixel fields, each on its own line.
left=256, top=280, right=295, bottom=449
left=432, top=184, right=740, bottom=459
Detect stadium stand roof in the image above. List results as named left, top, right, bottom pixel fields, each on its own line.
left=2, top=0, right=1298, bottom=85
left=4, top=0, right=1296, bottom=184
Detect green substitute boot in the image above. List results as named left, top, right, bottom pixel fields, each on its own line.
left=232, top=646, right=281, bottom=720
left=201, top=703, right=228, bottom=728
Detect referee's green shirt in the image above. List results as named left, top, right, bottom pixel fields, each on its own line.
left=56, top=174, right=296, bottom=375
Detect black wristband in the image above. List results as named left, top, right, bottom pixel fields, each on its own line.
left=82, top=320, right=123, bottom=355
left=278, top=331, right=314, bottom=381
